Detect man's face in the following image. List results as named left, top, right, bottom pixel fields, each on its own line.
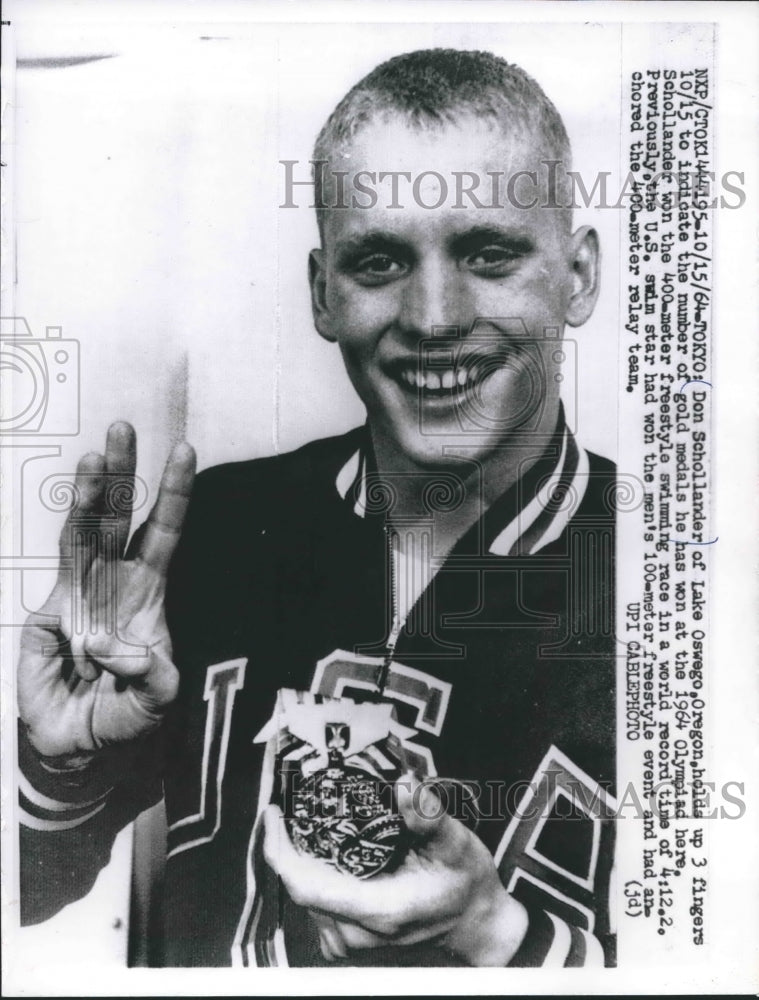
left=310, top=114, right=599, bottom=469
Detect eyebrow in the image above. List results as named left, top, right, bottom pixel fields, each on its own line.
left=447, top=225, right=535, bottom=256
left=333, top=224, right=535, bottom=265
left=334, top=231, right=415, bottom=264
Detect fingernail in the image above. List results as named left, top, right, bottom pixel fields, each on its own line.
left=172, top=442, right=195, bottom=463
left=109, top=421, right=133, bottom=438
left=417, top=782, right=443, bottom=819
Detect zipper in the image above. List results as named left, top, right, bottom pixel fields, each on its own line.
left=376, top=525, right=400, bottom=696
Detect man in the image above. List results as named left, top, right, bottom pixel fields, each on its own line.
left=18, top=48, right=616, bottom=968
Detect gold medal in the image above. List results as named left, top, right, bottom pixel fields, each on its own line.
left=256, top=690, right=415, bottom=878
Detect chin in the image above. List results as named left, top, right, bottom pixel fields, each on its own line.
left=390, top=423, right=496, bottom=471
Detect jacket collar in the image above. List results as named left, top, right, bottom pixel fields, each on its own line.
left=334, top=408, right=589, bottom=556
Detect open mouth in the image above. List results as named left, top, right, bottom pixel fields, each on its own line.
left=387, top=355, right=502, bottom=401
left=400, top=365, right=477, bottom=395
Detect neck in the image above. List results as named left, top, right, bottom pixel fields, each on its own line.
left=369, top=409, right=561, bottom=557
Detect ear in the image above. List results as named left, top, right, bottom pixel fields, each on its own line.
left=309, top=248, right=337, bottom=343
left=564, top=226, right=600, bottom=328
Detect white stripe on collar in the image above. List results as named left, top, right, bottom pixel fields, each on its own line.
left=527, top=443, right=589, bottom=555
left=488, top=428, right=569, bottom=556
left=335, top=449, right=360, bottom=500
left=334, top=429, right=588, bottom=554
left=335, top=447, right=367, bottom=516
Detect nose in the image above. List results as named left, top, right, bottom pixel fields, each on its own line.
left=396, top=257, right=466, bottom=341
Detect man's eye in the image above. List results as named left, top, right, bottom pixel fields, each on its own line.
left=465, top=246, right=522, bottom=274
left=352, top=254, right=407, bottom=284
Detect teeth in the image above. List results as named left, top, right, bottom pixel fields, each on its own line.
left=399, top=366, right=475, bottom=390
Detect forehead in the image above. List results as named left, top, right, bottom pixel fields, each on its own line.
left=320, top=113, right=565, bottom=247
left=337, top=111, right=543, bottom=174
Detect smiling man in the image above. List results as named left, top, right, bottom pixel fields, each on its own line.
left=308, top=79, right=599, bottom=542
left=18, top=49, right=616, bottom=969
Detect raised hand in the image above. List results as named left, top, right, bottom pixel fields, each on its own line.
left=18, top=422, right=196, bottom=761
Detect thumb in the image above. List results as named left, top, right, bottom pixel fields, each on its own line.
left=262, top=804, right=291, bottom=874
left=396, top=772, right=449, bottom=840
